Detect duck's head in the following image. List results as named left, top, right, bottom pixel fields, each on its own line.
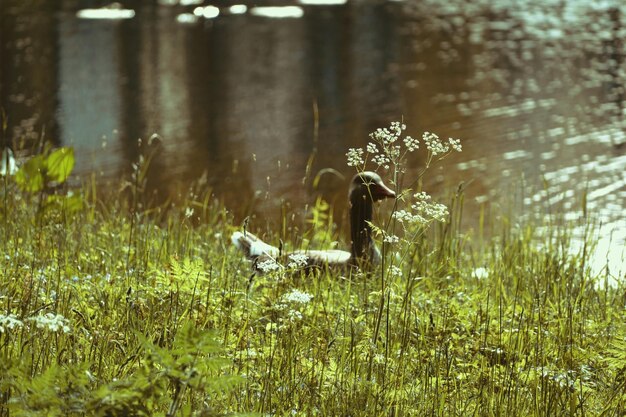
left=349, top=171, right=396, bottom=202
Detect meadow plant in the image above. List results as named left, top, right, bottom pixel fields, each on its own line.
left=281, top=288, right=313, bottom=304
left=0, top=141, right=243, bottom=416
left=286, top=253, right=309, bottom=269
left=28, top=313, right=71, bottom=333
left=346, top=121, right=464, bottom=394
left=0, top=314, right=23, bottom=333
left=1, top=126, right=625, bottom=416
left=346, top=121, right=462, bottom=270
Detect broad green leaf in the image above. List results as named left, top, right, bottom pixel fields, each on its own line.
left=47, top=147, right=75, bottom=183
left=15, top=154, right=45, bottom=193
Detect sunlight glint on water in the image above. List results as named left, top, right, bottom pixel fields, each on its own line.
left=250, top=6, right=305, bottom=19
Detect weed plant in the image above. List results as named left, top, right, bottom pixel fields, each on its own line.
left=0, top=123, right=625, bottom=416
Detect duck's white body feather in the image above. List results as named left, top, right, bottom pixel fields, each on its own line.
left=231, top=231, right=279, bottom=258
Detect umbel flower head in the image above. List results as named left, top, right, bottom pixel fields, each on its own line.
left=346, top=148, right=365, bottom=167
left=345, top=121, right=461, bottom=173
left=29, top=313, right=71, bottom=333
left=287, top=253, right=309, bottom=269
left=0, top=314, right=24, bottom=333
left=282, top=288, right=314, bottom=304
left=345, top=120, right=462, bottom=246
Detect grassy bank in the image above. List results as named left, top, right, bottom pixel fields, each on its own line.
left=1, top=137, right=625, bottom=416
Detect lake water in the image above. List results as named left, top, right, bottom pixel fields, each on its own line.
left=1, top=0, right=624, bottom=278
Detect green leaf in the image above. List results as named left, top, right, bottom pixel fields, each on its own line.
left=15, top=154, right=46, bottom=193
left=47, top=147, right=75, bottom=184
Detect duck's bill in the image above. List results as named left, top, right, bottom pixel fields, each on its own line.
left=372, top=182, right=396, bottom=200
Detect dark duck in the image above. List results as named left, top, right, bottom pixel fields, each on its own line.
left=231, top=171, right=396, bottom=271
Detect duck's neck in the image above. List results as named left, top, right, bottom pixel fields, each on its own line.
left=350, top=192, right=373, bottom=262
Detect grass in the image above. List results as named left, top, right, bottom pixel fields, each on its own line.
left=1, top=137, right=625, bottom=416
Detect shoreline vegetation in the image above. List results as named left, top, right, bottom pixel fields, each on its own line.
left=1, top=123, right=625, bottom=416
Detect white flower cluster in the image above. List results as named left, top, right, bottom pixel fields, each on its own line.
left=391, top=192, right=449, bottom=225
left=28, top=313, right=71, bottom=333
left=1, top=313, right=73, bottom=334
left=403, top=135, right=419, bottom=152
left=257, top=258, right=282, bottom=273
left=370, top=121, right=405, bottom=145
left=372, top=153, right=391, bottom=169
left=282, top=288, right=314, bottom=304
left=346, top=122, right=410, bottom=170
left=287, top=253, right=309, bottom=269
left=346, top=148, right=364, bottom=167
left=448, top=137, right=462, bottom=152
left=274, top=289, right=314, bottom=325
left=422, top=132, right=447, bottom=155
left=346, top=121, right=461, bottom=173
left=392, top=209, right=427, bottom=225
left=0, top=313, right=24, bottom=333
left=472, top=267, right=489, bottom=279
left=287, top=310, right=303, bottom=321
left=422, top=132, right=463, bottom=156
left=412, top=192, right=449, bottom=222
left=389, top=265, right=403, bottom=277
left=383, top=233, right=400, bottom=244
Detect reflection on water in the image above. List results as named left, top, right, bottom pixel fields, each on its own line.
left=250, top=6, right=304, bottom=18
left=76, top=4, right=136, bottom=20
left=1, top=0, right=624, bottom=278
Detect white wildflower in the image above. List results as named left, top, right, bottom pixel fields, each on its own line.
left=403, top=135, right=419, bottom=152
left=389, top=266, right=403, bottom=277
left=287, top=310, right=303, bottom=321
left=393, top=209, right=427, bottom=224
left=448, top=137, right=462, bottom=152
left=287, top=253, right=309, bottom=269
left=0, top=314, right=24, bottom=333
left=275, top=302, right=289, bottom=311
left=412, top=192, right=449, bottom=222
left=29, top=313, right=71, bottom=333
left=389, top=145, right=401, bottom=159
left=366, top=142, right=378, bottom=154
left=370, top=121, right=403, bottom=145
left=372, top=153, right=391, bottom=169
left=391, top=121, right=406, bottom=135
left=383, top=234, right=400, bottom=244
left=430, top=202, right=449, bottom=222
left=257, top=259, right=282, bottom=273
left=413, top=191, right=432, bottom=202
left=472, top=267, right=489, bottom=279
left=346, top=148, right=364, bottom=167
left=282, top=289, right=313, bottom=304
left=353, top=267, right=365, bottom=278
left=423, top=131, right=449, bottom=155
